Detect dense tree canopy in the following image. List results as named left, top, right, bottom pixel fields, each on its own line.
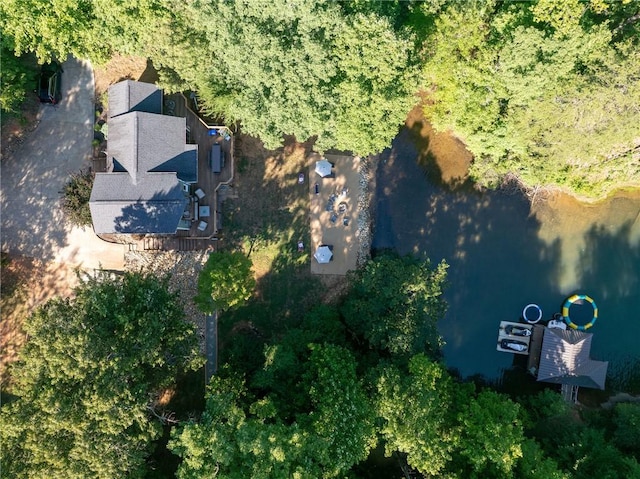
left=0, top=38, right=36, bottom=114
left=2, top=0, right=638, bottom=195
left=1, top=0, right=418, bottom=156
left=422, top=0, right=640, bottom=198
left=170, top=344, right=375, bottom=479
left=340, top=252, right=448, bottom=358
left=0, top=272, right=201, bottom=479
left=376, top=355, right=461, bottom=476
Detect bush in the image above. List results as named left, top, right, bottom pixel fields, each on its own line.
left=60, top=169, right=94, bottom=227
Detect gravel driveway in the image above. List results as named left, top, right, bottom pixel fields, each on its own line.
left=1, top=56, right=125, bottom=270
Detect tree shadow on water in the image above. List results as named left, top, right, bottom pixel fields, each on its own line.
left=574, top=221, right=640, bottom=392
left=373, top=121, right=564, bottom=381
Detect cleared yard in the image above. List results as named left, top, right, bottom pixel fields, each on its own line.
left=309, top=154, right=361, bottom=275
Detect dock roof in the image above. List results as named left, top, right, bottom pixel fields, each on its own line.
left=537, top=328, right=608, bottom=390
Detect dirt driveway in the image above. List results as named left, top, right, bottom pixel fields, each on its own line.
left=0, top=56, right=125, bottom=271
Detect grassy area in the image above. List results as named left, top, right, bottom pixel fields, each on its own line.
left=218, top=134, right=324, bottom=367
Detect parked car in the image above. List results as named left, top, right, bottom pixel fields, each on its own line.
left=37, top=61, right=62, bottom=103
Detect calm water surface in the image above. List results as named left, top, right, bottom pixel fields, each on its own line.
left=373, top=109, right=640, bottom=389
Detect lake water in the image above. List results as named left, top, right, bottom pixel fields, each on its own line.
left=372, top=108, right=640, bottom=390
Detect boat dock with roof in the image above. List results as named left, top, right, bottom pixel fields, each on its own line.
left=496, top=298, right=608, bottom=402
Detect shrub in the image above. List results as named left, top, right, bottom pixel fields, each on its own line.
left=60, top=169, right=94, bottom=227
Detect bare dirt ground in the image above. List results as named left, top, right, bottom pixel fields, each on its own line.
left=0, top=255, right=78, bottom=385
left=0, top=97, right=41, bottom=162
left=93, top=54, right=158, bottom=100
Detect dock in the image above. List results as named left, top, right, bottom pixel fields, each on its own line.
left=496, top=321, right=533, bottom=355
left=526, top=324, right=546, bottom=374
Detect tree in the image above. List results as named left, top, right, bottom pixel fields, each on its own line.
left=612, top=402, right=640, bottom=458
left=514, top=439, right=569, bottom=479
left=422, top=1, right=640, bottom=198
left=376, top=355, right=464, bottom=476
left=0, top=272, right=201, bottom=479
left=170, top=345, right=375, bottom=478
left=454, top=390, right=524, bottom=478
left=0, top=0, right=107, bottom=63
left=145, top=0, right=418, bottom=155
left=340, top=252, right=448, bottom=358
left=0, top=40, right=35, bottom=114
left=251, top=305, right=346, bottom=420
left=60, top=169, right=94, bottom=227
left=194, top=251, right=256, bottom=313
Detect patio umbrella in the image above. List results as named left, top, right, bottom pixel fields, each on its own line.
left=315, top=159, right=333, bottom=177
left=314, top=245, right=333, bottom=264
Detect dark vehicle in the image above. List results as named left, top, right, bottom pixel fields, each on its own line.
left=37, top=61, right=62, bottom=103
left=505, top=325, right=532, bottom=337
left=500, top=339, right=528, bottom=352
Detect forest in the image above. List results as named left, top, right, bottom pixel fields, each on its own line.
left=2, top=0, right=640, bottom=477
left=2, top=0, right=639, bottom=197
left=2, top=255, right=640, bottom=478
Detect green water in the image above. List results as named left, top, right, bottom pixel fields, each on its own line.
left=372, top=122, right=640, bottom=391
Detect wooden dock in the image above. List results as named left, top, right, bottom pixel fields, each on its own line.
left=526, top=324, right=546, bottom=375
left=496, top=321, right=533, bottom=355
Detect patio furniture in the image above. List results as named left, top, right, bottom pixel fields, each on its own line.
left=330, top=213, right=338, bottom=224
left=210, top=144, right=222, bottom=173
left=298, top=172, right=305, bottom=184
left=195, top=188, right=205, bottom=199
left=338, top=201, right=347, bottom=213
left=199, top=205, right=211, bottom=217
left=343, top=217, right=350, bottom=226
left=197, top=221, right=208, bottom=232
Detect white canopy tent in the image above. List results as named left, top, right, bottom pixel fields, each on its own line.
left=314, top=245, right=333, bottom=263
left=315, top=159, right=333, bottom=177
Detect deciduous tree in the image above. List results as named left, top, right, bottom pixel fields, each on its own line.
left=170, top=345, right=375, bottom=478
left=0, top=272, right=201, bottom=479
left=60, top=169, right=94, bottom=228
left=376, top=355, right=464, bottom=476
left=194, top=251, right=256, bottom=313
left=340, top=252, right=448, bottom=358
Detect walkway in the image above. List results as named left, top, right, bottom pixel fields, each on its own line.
left=205, top=311, right=218, bottom=384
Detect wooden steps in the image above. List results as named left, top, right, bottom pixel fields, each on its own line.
left=141, top=236, right=213, bottom=252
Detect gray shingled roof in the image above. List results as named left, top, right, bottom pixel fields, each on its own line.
left=108, top=112, right=197, bottom=184
left=91, top=80, right=198, bottom=235
left=90, top=173, right=187, bottom=234
left=537, top=328, right=608, bottom=390
left=108, top=80, right=162, bottom=119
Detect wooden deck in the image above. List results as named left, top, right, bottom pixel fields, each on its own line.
left=168, top=93, right=234, bottom=239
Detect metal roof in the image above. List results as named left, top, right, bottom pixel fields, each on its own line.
left=537, top=328, right=608, bottom=390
